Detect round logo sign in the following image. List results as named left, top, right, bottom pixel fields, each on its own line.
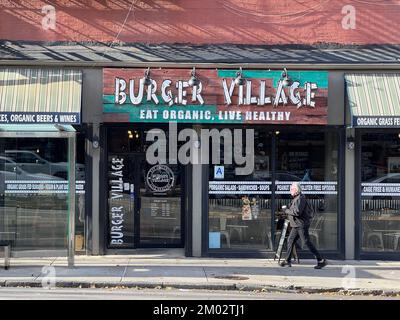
left=146, top=165, right=175, bottom=193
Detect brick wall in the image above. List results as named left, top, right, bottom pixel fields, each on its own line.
left=0, top=0, right=399, bottom=44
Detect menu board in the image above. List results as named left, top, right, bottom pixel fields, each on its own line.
left=149, top=198, right=171, bottom=218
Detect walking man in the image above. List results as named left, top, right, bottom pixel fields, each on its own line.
left=279, top=182, right=327, bottom=269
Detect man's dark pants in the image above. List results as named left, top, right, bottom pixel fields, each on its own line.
left=285, top=225, right=322, bottom=262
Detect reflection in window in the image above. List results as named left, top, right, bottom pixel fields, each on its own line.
left=207, top=129, right=341, bottom=252
left=361, top=133, right=400, bottom=252
left=107, top=127, right=143, bottom=153
left=276, top=131, right=339, bottom=251
left=0, top=136, right=85, bottom=252
left=207, top=129, right=340, bottom=252
left=0, top=138, right=68, bottom=251
left=140, top=163, right=183, bottom=246
left=208, top=130, right=273, bottom=250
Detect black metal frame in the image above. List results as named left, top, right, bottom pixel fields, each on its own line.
left=355, top=128, right=400, bottom=261
left=201, top=163, right=209, bottom=257
left=355, top=129, right=361, bottom=260
left=99, top=124, right=107, bottom=255
left=185, top=164, right=193, bottom=257
left=339, top=128, right=346, bottom=259
left=202, top=125, right=346, bottom=259
left=83, top=124, right=93, bottom=255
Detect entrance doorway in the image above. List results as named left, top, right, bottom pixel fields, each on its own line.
left=107, top=153, right=184, bottom=249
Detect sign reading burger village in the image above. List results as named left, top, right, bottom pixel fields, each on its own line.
left=103, top=69, right=328, bottom=124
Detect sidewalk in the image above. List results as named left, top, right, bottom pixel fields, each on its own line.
left=1, top=252, right=400, bottom=296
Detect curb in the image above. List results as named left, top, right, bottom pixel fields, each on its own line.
left=1, top=280, right=400, bottom=297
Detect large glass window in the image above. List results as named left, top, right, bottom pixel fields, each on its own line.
left=360, top=132, right=400, bottom=253
left=0, top=138, right=69, bottom=251
left=0, top=135, right=85, bottom=253
left=207, top=128, right=340, bottom=252
left=208, top=130, right=273, bottom=250
left=276, top=131, right=339, bottom=251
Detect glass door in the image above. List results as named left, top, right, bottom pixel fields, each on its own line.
left=107, top=153, right=184, bottom=248
left=138, top=160, right=184, bottom=247
left=107, top=154, right=136, bottom=248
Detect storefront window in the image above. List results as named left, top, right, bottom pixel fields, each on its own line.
left=208, top=130, right=272, bottom=250
left=361, top=133, right=400, bottom=252
left=0, top=135, right=86, bottom=253
left=207, top=129, right=340, bottom=253
left=0, top=138, right=70, bottom=251
left=276, top=131, right=339, bottom=251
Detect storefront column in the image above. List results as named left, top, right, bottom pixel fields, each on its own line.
left=90, top=124, right=101, bottom=255
left=68, top=135, right=76, bottom=267
left=324, top=132, right=339, bottom=248
left=345, top=128, right=356, bottom=259
left=192, top=125, right=202, bottom=257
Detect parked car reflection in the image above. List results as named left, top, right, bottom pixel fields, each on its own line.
left=3, top=150, right=84, bottom=180
left=0, top=156, right=65, bottom=198
left=368, top=173, right=400, bottom=184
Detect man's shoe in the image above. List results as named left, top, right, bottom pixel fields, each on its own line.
left=314, top=259, right=327, bottom=269
left=279, top=260, right=292, bottom=267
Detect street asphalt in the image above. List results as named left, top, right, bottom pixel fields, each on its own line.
left=0, top=287, right=398, bottom=300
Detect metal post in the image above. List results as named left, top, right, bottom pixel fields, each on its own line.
left=192, top=124, right=202, bottom=257
left=68, top=135, right=76, bottom=268
left=91, top=124, right=101, bottom=254
left=4, top=245, right=10, bottom=270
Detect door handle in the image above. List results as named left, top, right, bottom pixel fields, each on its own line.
left=130, top=183, right=135, bottom=199
left=130, top=183, right=141, bottom=209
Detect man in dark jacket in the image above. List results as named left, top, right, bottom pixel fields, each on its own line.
left=280, top=182, right=327, bottom=269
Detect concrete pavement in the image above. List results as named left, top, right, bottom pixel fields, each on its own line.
left=1, top=252, right=400, bottom=296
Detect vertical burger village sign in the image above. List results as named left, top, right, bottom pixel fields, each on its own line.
left=103, top=69, right=328, bottom=124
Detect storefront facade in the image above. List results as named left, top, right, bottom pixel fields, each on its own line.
left=346, top=73, right=400, bottom=260
left=1, top=0, right=400, bottom=263
left=2, top=65, right=400, bottom=261
left=99, top=67, right=346, bottom=259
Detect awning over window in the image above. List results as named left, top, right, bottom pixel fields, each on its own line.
left=346, top=74, right=400, bottom=128
left=0, top=68, right=82, bottom=124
